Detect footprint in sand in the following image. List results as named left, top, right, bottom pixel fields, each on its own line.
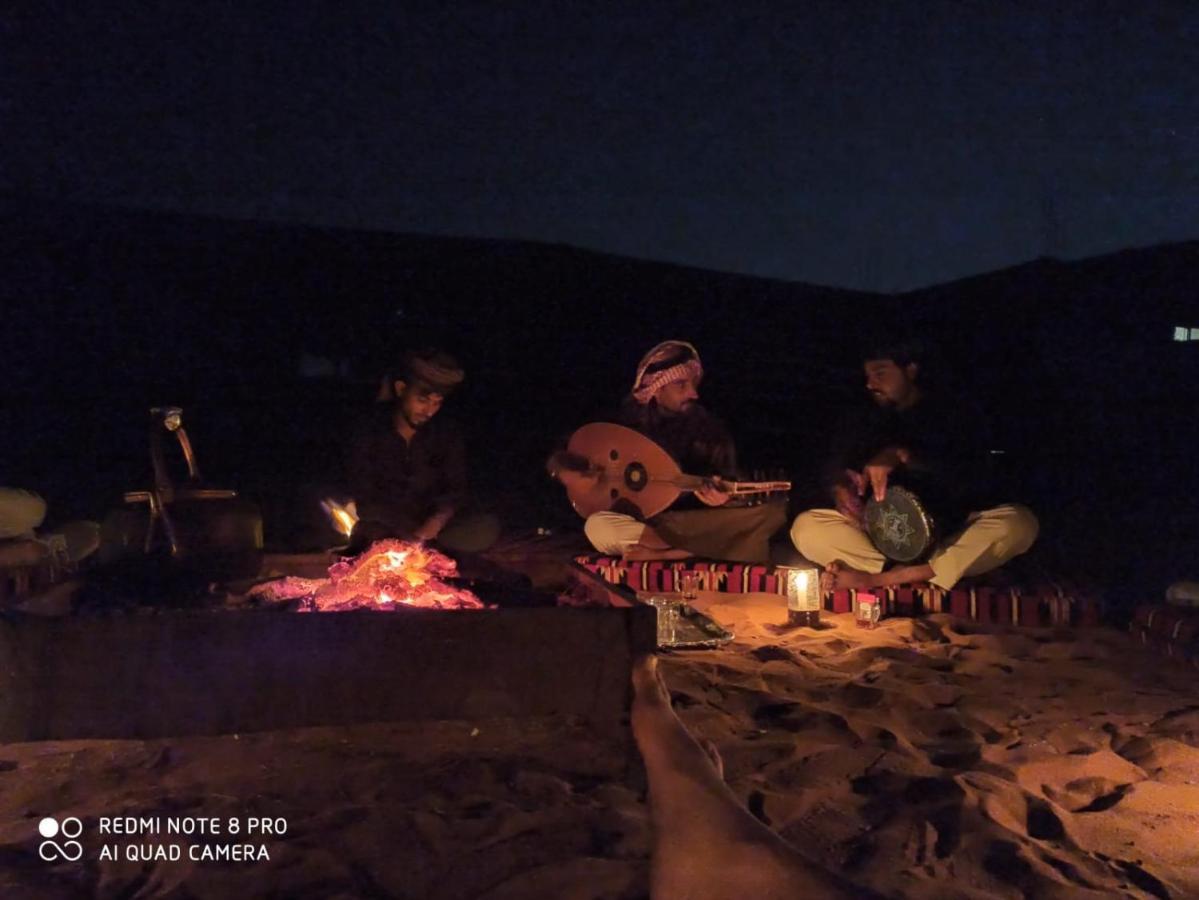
left=1105, top=857, right=1173, bottom=900
left=925, top=741, right=982, bottom=769
left=1057, top=777, right=1133, bottom=813
left=1024, top=796, right=1066, bottom=840
left=909, top=711, right=983, bottom=769
left=853, top=773, right=966, bottom=858
left=839, top=682, right=886, bottom=709
left=752, top=701, right=854, bottom=739
left=749, top=645, right=799, bottom=665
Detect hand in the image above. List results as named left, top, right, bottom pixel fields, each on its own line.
left=843, top=469, right=864, bottom=495
left=832, top=484, right=864, bottom=529
left=414, top=516, right=447, bottom=542
left=555, top=469, right=596, bottom=490
left=820, top=560, right=841, bottom=595
left=547, top=450, right=592, bottom=481
left=861, top=447, right=908, bottom=502
left=695, top=477, right=731, bottom=507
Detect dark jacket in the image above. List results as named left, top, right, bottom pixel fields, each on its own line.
left=824, top=392, right=997, bottom=524
left=617, top=398, right=739, bottom=512
left=346, top=407, right=468, bottom=530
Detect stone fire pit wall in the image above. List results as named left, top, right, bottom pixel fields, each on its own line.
left=0, top=607, right=657, bottom=743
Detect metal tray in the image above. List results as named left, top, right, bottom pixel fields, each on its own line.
left=640, top=597, right=734, bottom=650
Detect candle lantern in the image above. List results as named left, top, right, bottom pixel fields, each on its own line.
left=779, top=564, right=821, bottom=627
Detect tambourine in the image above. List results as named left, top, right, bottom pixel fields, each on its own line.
left=864, top=485, right=936, bottom=563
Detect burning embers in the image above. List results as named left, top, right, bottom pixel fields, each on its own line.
left=252, top=540, right=486, bottom=612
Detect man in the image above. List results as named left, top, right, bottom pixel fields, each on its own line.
left=345, top=348, right=499, bottom=555
left=791, top=340, right=1038, bottom=591
left=0, top=487, right=46, bottom=540
left=552, top=340, right=785, bottom=562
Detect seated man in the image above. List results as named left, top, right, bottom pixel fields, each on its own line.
left=551, top=340, right=785, bottom=562
left=0, top=487, right=100, bottom=589
left=0, top=487, right=47, bottom=540
left=345, top=348, right=499, bottom=555
left=791, top=340, right=1038, bottom=591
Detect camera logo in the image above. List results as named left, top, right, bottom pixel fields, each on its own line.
left=38, top=817, right=83, bottom=862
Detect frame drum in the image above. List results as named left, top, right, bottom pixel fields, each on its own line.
left=864, top=485, right=936, bottom=563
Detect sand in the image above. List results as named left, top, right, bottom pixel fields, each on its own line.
left=2, top=590, right=1198, bottom=899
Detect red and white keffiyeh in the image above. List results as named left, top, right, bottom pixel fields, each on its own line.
left=631, top=340, right=703, bottom=405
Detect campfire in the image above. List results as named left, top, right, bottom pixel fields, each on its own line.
left=251, top=539, right=487, bottom=612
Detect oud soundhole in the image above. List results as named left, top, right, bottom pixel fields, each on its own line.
left=624, top=462, right=648, bottom=492
left=609, top=449, right=619, bottom=461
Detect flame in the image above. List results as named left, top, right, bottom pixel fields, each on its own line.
left=321, top=498, right=359, bottom=538
left=280, top=539, right=485, bottom=612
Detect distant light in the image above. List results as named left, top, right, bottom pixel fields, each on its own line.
left=1175, top=326, right=1189, bottom=342
left=989, top=450, right=1006, bottom=455
left=1191, top=327, right=1199, bottom=341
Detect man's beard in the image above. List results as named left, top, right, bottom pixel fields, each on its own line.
left=661, top=400, right=697, bottom=417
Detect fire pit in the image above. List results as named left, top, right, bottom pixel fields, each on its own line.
left=0, top=540, right=655, bottom=748
left=251, top=539, right=487, bottom=612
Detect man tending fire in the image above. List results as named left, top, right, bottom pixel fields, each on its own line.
left=343, top=348, right=500, bottom=556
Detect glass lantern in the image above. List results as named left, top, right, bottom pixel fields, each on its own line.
left=779, top=564, right=821, bottom=627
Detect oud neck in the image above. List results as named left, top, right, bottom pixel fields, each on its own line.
left=663, top=475, right=791, bottom=494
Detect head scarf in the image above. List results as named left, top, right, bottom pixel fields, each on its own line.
left=631, top=340, right=703, bottom=405
left=401, top=349, right=465, bottom=394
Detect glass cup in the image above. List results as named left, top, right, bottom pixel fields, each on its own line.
left=855, top=594, right=882, bottom=629
left=645, top=596, right=683, bottom=646
left=680, top=570, right=700, bottom=602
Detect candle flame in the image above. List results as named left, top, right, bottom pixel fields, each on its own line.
left=321, top=498, right=359, bottom=537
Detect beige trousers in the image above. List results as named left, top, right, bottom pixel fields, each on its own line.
left=0, top=487, right=47, bottom=540
left=584, top=511, right=647, bottom=555
left=790, top=503, right=1039, bottom=590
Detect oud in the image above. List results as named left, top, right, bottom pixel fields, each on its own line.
left=553, top=423, right=791, bottom=519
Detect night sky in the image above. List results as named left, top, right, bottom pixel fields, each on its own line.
left=5, top=1, right=1198, bottom=291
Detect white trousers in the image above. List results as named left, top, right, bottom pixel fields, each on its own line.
left=0, top=487, right=47, bottom=540
left=584, top=511, right=647, bottom=555
left=790, top=503, right=1039, bottom=590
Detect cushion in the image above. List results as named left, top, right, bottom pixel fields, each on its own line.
left=1131, top=604, right=1199, bottom=669
left=572, top=553, right=1102, bottom=627
left=575, top=555, right=786, bottom=595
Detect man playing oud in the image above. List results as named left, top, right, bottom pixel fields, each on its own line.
left=550, top=340, right=786, bottom=562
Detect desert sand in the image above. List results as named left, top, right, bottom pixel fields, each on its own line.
left=2, top=588, right=1197, bottom=899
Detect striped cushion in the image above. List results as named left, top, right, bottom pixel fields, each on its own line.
left=575, top=555, right=787, bottom=595
left=1131, top=605, right=1199, bottom=669
left=572, top=554, right=1101, bottom=627
left=824, top=582, right=1100, bottom=627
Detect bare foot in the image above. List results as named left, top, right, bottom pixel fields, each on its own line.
left=630, top=655, right=864, bottom=899
left=827, top=565, right=879, bottom=591
left=821, top=561, right=935, bottom=592
left=622, top=544, right=694, bottom=562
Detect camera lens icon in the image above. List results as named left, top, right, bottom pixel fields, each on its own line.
left=38, top=816, right=83, bottom=862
